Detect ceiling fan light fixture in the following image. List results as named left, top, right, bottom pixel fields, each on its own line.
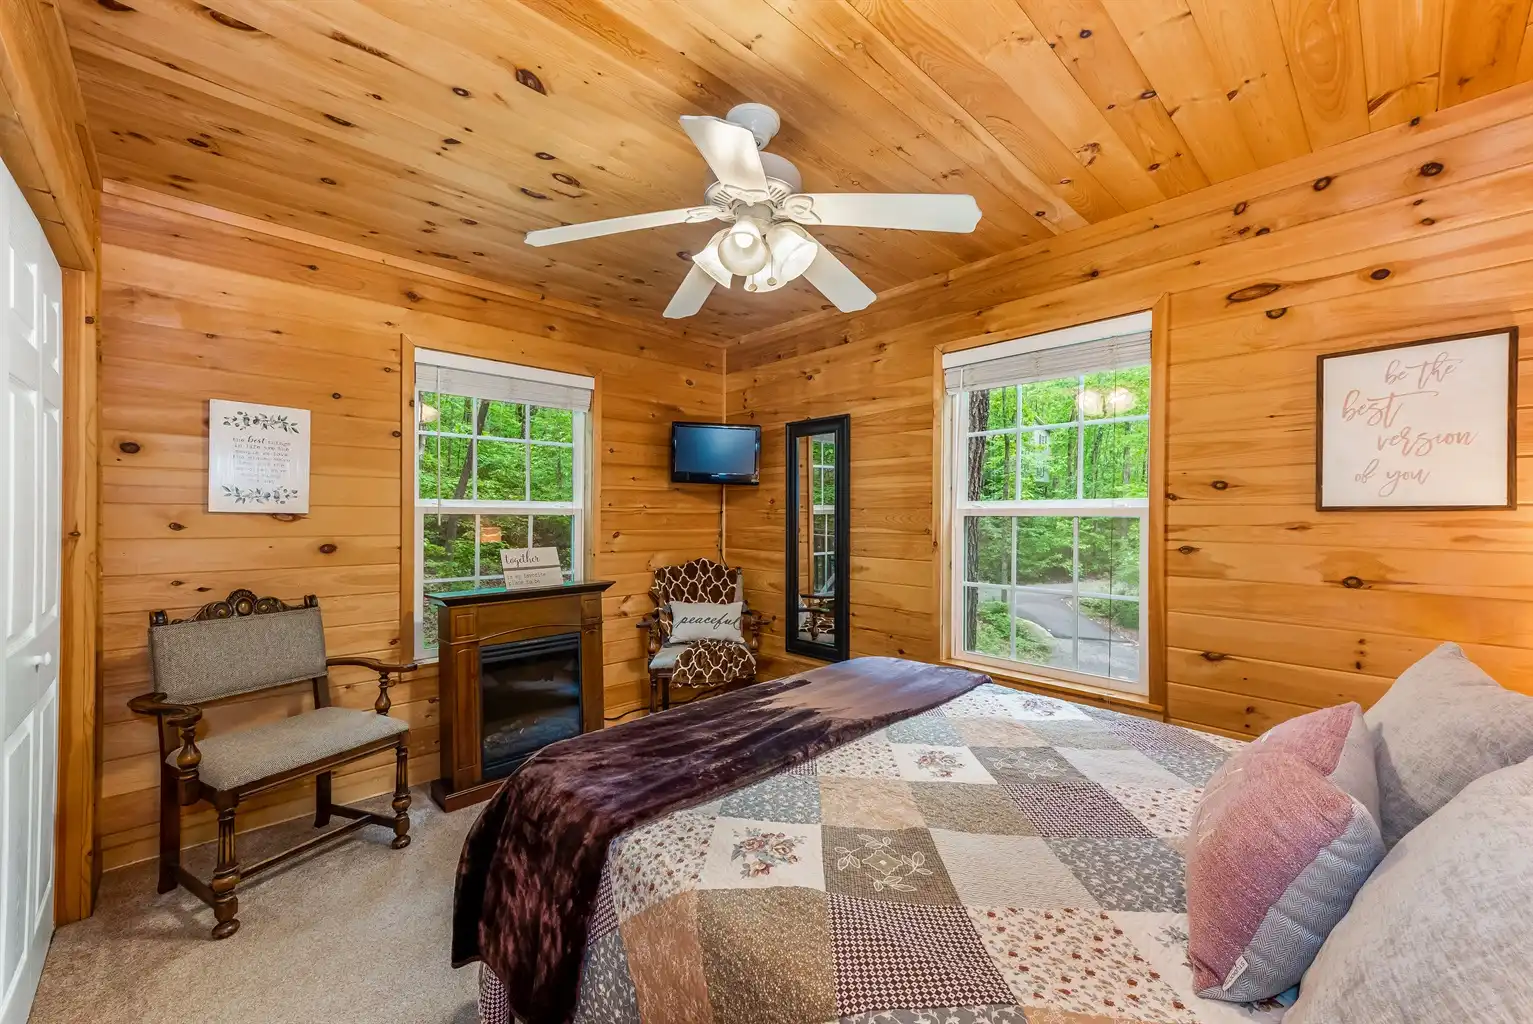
left=717, top=211, right=769, bottom=276
left=768, top=222, right=817, bottom=280
left=522, top=103, right=983, bottom=319
left=745, top=222, right=818, bottom=293
left=692, top=228, right=733, bottom=287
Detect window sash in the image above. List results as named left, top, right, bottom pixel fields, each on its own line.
left=952, top=508, right=1147, bottom=694
left=418, top=510, right=581, bottom=581
left=416, top=395, right=582, bottom=507
left=413, top=380, right=589, bottom=662
left=946, top=381, right=1149, bottom=695
left=414, top=509, right=584, bottom=660
left=956, top=373, right=1149, bottom=506
left=413, top=430, right=574, bottom=448
left=416, top=500, right=581, bottom=515
left=965, top=411, right=1148, bottom=438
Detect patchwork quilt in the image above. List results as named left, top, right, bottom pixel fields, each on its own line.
left=479, top=684, right=1288, bottom=1024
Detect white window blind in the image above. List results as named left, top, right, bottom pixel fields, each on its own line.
left=415, top=349, right=593, bottom=412
left=944, top=330, right=1151, bottom=393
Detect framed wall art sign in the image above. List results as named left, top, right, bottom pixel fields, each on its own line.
left=1316, top=328, right=1517, bottom=511
left=207, top=399, right=312, bottom=513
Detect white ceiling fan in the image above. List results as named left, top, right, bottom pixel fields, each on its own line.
left=523, top=103, right=983, bottom=319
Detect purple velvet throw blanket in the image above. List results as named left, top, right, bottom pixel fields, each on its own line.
left=450, top=656, right=987, bottom=1024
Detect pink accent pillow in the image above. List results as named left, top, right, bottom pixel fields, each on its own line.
left=1186, top=704, right=1384, bottom=1002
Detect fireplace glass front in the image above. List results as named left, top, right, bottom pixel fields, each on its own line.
left=479, top=632, right=582, bottom=779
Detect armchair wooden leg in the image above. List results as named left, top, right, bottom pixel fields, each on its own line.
left=157, top=765, right=181, bottom=895
left=210, top=795, right=241, bottom=940
left=390, top=741, right=411, bottom=850
left=648, top=671, right=659, bottom=714
left=314, top=770, right=333, bottom=828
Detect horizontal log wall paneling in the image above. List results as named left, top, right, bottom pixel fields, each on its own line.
left=99, top=189, right=721, bottom=870
left=727, top=82, right=1533, bottom=736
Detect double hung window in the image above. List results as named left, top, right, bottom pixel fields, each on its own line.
left=413, top=349, right=592, bottom=659
left=943, top=313, right=1151, bottom=694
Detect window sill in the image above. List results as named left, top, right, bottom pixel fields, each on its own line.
left=944, top=656, right=1163, bottom=719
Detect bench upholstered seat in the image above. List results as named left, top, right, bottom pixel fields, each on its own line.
left=169, top=706, right=408, bottom=792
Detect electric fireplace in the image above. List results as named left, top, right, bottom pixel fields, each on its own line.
left=429, top=580, right=613, bottom=811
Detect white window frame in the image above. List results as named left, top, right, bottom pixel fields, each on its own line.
left=412, top=352, right=592, bottom=662
left=943, top=313, right=1152, bottom=696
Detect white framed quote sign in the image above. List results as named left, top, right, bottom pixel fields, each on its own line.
left=207, top=399, right=312, bottom=513
left=1316, top=329, right=1518, bottom=510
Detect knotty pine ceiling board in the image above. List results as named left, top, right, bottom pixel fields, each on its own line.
left=60, top=0, right=1533, bottom=343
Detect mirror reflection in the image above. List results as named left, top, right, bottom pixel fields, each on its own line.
left=796, top=432, right=837, bottom=647
left=786, top=414, right=848, bottom=661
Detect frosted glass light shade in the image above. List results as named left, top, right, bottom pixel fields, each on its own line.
left=745, top=222, right=819, bottom=292
left=718, top=214, right=768, bottom=275
left=692, top=228, right=733, bottom=287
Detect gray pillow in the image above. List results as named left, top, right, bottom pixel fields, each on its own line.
left=1364, top=642, right=1533, bottom=847
left=1285, top=757, right=1533, bottom=1024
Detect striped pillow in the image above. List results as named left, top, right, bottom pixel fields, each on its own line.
left=1186, top=703, right=1384, bottom=1002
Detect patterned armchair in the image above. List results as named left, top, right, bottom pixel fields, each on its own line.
left=638, top=557, right=766, bottom=712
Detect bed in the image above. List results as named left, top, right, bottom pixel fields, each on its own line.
left=456, top=657, right=1287, bottom=1024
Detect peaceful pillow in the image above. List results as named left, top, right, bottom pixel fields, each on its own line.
left=668, top=601, right=743, bottom=643
left=1365, top=642, right=1533, bottom=847
left=1186, top=703, right=1384, bottom=1003
left=1286, top=756, right=1533, bottom=1023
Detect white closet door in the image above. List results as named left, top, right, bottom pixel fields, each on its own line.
left=0, top=155, right=63, bottom=1024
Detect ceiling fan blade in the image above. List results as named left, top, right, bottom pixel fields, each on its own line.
left=663, top=265, right=717, bottom=319
left=524, top=206, right=721, bottom=247
left=782, top=193, right=982, bottom=233
left=679, top=115, right=768, bottom=193
left=801, top=243, right=876, bottom=313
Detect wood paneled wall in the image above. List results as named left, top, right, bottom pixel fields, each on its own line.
left=0, top=0, right=98, bottom=271
left=1, top=0, right=102, bottom=923
left=727, top=82, right=1533, bottom=738
left=98, top=187, right=722, bottom=870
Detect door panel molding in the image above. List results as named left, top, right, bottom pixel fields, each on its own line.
left=0, top=147, right=64, bottom=1024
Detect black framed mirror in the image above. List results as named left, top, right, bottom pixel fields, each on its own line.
left=785, top=415, right=849, bottom=662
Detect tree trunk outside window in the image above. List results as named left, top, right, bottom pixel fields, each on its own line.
left=963, top=391, right=990, bottom=646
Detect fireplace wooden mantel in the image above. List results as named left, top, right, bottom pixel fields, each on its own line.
left=429, top=580, right=614, bottom=811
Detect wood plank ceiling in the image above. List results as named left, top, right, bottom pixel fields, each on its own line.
left=62, top=0, right=1533, bottom=343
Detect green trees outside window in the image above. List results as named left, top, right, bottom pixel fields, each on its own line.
left=958, top=364, right=1149, bottom=689
left=416, top=391, right=581, bottom=653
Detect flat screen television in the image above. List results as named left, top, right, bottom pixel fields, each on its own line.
left=671, top=422, right=761, bottom=485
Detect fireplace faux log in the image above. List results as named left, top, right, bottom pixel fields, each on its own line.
left=429, top=580, right=614, bottom=811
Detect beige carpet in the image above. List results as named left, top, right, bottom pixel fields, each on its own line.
left=31, top=787, right=482, bottom=1024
